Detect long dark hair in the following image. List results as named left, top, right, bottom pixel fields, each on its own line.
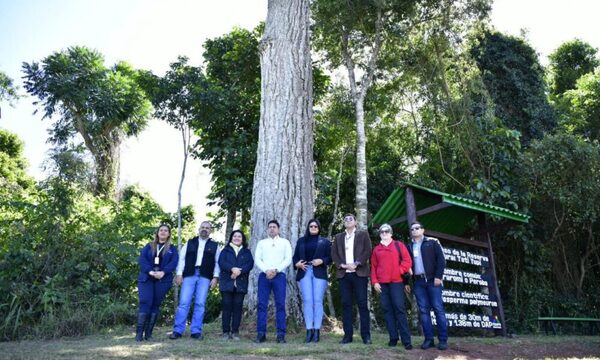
left=303, top=218, right=321, bottom=239
left=227, top=229, right=248, bottom=248
left=152, top=224, right=172, bottom=256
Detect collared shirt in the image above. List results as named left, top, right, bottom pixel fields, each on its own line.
left=254, top=235, right=292, bottom=273
left=412, top=238, right=425, bottom=275
left=176, top=237, right=221, bottom=276
left=344, top=228, right=356, bottom=272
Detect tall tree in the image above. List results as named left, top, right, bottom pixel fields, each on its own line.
left=145, top=56, right=204, bottom=262
left=312, top=0, right=488, bottom=227
left=469, top=29, right=556, bottom=144
left=548, top=39, right=599, bottom=98
left=247, top=0, right=314, bottom=322
left=192, top=27, right=262, bottom=238
left=22, top=46, right=152, bottom=198
left=563, top=70, right=600, bottom=141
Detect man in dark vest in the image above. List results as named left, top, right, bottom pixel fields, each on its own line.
left=170, top=221, right=221, bottom=340
left=331, top=213, right=372, bottom=344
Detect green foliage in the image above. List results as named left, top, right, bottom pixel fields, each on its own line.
left=563, top=70, right=600, bottom=141
left=189, top=27, right=262, bottom=223
left=548, top=39, right=599, bottom=97
left=0, top=129, right=34, bottom=192
left=0, top=131, right=196, bottom=339
left=0, top=71, right=20, bottom=109
left=22, top=46, right=152, bottom=197
left=468, top=29, right=556, bottom=144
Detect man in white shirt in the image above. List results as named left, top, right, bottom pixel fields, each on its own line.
left=169, top=221, right=221, bottom=340
left=254, top=220, right=292, bottom=343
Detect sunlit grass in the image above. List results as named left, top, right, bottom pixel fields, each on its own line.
left=1, top=322, right=599, bottom=359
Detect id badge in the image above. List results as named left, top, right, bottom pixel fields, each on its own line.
left=154, top=256, right=160, bottom=265
left=413, top=249, right=420, bottom=258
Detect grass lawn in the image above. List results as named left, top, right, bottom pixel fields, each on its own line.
left=1, top=322, right=599, bottom=359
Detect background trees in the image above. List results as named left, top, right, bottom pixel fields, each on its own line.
left=2, top=2, right=600, bottom=340
left=0, top=71, right=20, bottom=118
left=22, top=46, right=152, bottom=198
left=193, top=27, right=262, bottom=238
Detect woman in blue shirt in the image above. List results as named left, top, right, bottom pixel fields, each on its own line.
left=136, top=224, right=178, bottom=341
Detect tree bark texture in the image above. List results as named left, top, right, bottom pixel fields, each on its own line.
left=246, top=0, right=315, bottom=326
left=225, top=209, right=236, bottom=242
left=340, top=8, right=383, bottom=229
left=92, top=134, right=121, bottom=199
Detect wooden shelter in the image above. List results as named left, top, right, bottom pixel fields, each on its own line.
left=371, top=183, right=530, bottom=336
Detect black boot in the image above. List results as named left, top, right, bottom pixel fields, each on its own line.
left=313, top=329, right=320, bottom=343
left=144, top=313, right=158, bottom=341
left=135, top=313, right=148, bottom=342
left=305, top=329, right=314, bottom=343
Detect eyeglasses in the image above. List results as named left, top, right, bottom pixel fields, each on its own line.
left=343, top=216, right=354, bottom=222
left=410, top=226, right=422, bottom=231
left=379, top=230, right=391, bottom=234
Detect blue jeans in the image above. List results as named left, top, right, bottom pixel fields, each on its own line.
left=413, top=278, right=448, bottom=342
left=379, top=282, right=411, bottom=345
left=298, top=266, right=328, bottom=330
left=173, top=270, right=211, bottom=335
left=138, top=279, right=172, bottom=314
left=257, top=272, right=287, bottom=336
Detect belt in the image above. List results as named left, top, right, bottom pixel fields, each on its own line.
left=414, top=273, right=427, bottom=280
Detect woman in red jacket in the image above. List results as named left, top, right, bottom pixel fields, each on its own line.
left=371, top=223, right=413, bottom=349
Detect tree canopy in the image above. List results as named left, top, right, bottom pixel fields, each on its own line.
left=22, top=46, right=152, bottom=198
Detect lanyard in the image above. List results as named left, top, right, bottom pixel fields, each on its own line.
left=155, top=244, right=165, bottom=265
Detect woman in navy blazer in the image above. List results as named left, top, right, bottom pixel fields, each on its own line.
left=218, top=229, right=254, bottom=340
left=136, top=224, right=178, bottom=341
left=293, top=219, right=332, bottom=343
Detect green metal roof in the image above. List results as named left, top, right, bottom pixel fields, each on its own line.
left=370, top=183, right=530, bottom=237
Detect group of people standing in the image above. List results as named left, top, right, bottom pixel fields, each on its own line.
left=135, top=214, right=448, bottom=351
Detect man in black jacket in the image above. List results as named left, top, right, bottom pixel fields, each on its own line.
left=405, top=222, right=448, bottom=350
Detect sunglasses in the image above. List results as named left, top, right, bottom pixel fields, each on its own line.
left=410, top=226, right=422, bottom=231
left=379, top=229, right=391, bottom=234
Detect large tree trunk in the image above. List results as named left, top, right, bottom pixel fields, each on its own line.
left=225, top=209, right=236, bottom=242
left=92, top=133, right=121, bottom=199
left=354, top=100, right=368, bottom=229
left=246, top=0, right=314, bottom=326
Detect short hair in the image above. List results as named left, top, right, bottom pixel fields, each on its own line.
left=268, top=219, right=280, bottom=228
left=343, top=213, right=355, bottom=220
left=200, top=221, right=212, bottom=228
left=378, top=223, right=392, bottom=233
left=410, top=221, right=422, bottom=227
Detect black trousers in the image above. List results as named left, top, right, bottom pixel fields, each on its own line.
left=339, top=273, right=370, bottom=339
left=221, top=288, right=245, bottom=333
